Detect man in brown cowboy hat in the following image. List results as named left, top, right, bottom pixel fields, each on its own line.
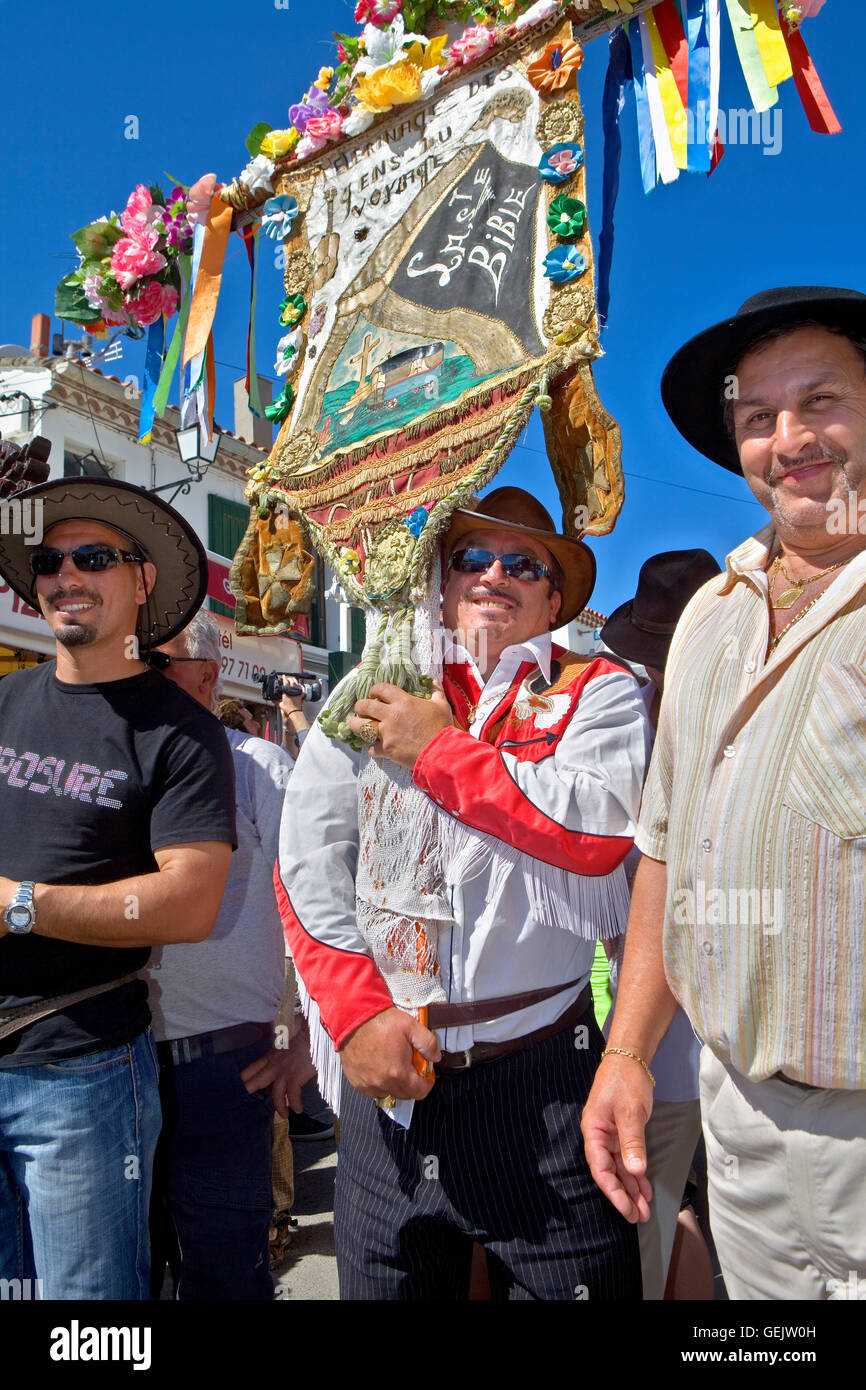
left=278, top=485, right=651, bottom=1299
left=583, top=285, right=866, bottom=1300
left=0, top=477, right=237, bottom=1300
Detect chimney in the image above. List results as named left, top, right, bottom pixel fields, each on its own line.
left=233, top=377, right=274, bottom=450
left=30, top=314, right=51, bottom=358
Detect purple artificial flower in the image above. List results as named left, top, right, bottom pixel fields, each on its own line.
left=288, top=86, right=331, bottom=134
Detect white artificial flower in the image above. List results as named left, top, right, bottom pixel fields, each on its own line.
left=420, top=67, right=443, bottom=96
left=274, top=328, right=304, bottom=376
left=342, top=105, right=377, bottom=137
left=240, top=153, right=275, bottom=195
left=515, top=0, right=561, bottom=30
left=296, top=133, right=327, bottom=159
left=354, top=15, right=426, bottom=74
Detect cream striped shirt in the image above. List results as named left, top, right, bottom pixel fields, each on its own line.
left=635, top=523, right=866, bottom=1089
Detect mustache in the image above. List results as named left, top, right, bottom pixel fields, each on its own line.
left=769, top=448, right=846, bottom=483
left=45, top=589, right=102, bottom=607
left=465, top=588, right=516, bottom=604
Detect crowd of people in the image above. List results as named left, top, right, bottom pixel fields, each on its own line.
left=0, top=283, right=864, bottom=1302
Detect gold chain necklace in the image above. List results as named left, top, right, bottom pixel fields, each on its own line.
left=767, top=590, right=829, bottom=653
left=769, top=553, right=850, bottom=610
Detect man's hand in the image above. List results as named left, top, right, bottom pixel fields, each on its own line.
left=347, top=682, right=453, bottom=769
left=580, top=1053, right=654, bottom=1224
left=339, top=1006, right=441, bottom=1101
left=240, top=1031, right=317, bottom=1119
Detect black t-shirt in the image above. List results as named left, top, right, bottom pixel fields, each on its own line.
left=0, top=662, right=237, bottom=1066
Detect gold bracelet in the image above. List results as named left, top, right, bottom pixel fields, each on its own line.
left=600, top=1047, right=656, bottom=1088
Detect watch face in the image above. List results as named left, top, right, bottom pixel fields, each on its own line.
left=8, top=906, right=32, bottom=930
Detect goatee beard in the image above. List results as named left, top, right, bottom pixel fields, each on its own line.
left=55, top=624, right=96, bottom=648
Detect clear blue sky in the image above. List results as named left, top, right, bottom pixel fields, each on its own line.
left=2, top=0, right=860, bottom=617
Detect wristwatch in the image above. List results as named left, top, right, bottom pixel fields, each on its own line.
left=5, top=881, right=36, bottom=934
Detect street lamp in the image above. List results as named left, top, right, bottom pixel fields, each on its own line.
left=149, top=423, right=222, bottom=506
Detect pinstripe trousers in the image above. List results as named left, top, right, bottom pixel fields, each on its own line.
left=334, top=1006, right=641, bottom=1300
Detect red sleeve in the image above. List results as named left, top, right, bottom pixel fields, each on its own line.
left=412, top=726, right=631, bottom=876
left=274, top=864, right=393, bottom=1049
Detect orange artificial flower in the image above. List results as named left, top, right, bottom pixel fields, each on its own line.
left=527, top=38, right=584, bottom=94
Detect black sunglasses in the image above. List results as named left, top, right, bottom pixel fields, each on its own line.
left=30, top=544, right=146, bottom=577
left=449, top=547, right=551, bottom=582
left=145, top=653, right=206, bottom=671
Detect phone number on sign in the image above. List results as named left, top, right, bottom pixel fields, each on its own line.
left=220, top=656, right=266, bottom=683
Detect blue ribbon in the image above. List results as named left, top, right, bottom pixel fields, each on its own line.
left=684, top=0, right=712, bottom=172
left=628, top=18, right=657, bottom=195
left=138, top=313, right=165, bottom=443
left=598, top=27, right=633, bottom=327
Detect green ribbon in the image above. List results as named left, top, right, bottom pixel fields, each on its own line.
left=152, top=254, right=193, bottom=419
left=723, top=0, right=779, bottom=112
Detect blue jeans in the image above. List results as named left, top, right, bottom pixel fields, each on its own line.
left=0, top=1029, right=161, bottom=1300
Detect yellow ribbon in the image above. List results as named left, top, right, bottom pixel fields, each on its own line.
left=183, top=194, right=233, bottom=369
left=751, top=0, right=793, bottom=88
left=646, top=9, right=688, bottom=170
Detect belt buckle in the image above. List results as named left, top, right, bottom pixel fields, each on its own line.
left=450, top=1048, right=473, bottom=1071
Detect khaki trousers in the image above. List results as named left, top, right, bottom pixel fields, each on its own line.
left=639, top=1099, right=702, bottom=1299
left=700, top=1047, right=866, bottom=1300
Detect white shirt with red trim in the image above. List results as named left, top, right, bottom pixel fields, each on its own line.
left=276, top=632, right=650, bottom=1065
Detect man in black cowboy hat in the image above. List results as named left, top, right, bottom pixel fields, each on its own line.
left=278, top=485, right=651, bottom=1300
left=0, top=477, right=236, bottom=1300
left=583, top=287, right=866, bottom=1300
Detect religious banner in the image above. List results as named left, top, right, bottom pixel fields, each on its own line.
left=232, top=10, right=624, bottom=649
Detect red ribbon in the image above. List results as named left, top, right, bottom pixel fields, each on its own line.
left=780, top=19, right=841, bottom=134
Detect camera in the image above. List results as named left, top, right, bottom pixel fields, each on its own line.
left=260, top=671, right=323, bottom=704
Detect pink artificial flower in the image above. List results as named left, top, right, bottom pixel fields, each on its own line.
left=110, top=235, right=166, bottom=291
left=549, top=148, right=578, bottom=176
left=120, top=184, right=163, bottom=236
left=304, top=109, right=343, bottom=142
left=295, top=133, right=327, bottom=159
left=126, top=280, right=179, bottom=328
left=337, top=41, right=349, bottom=63
left=795, top=0, right=826, bottom=14
left=186, top=173, right=223, bottom=226
left=448, top=24, right=495, bottom=65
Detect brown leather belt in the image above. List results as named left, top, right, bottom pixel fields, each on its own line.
left=156, top=1020, right=273, bottom=1067
left=426, top=978, right=582, bottom=1029
left=435, top=984, right=593, bottom=1073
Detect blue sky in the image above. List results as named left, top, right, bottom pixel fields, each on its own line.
left=2, top=0, right=859, bottom=617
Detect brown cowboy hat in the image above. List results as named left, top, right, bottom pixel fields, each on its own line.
left=444, top=486, right=595, bottom=626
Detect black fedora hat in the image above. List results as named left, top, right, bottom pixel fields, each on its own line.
left=445, top=486, right=596, bottom=626
left=0, top=476, right=208, bottom=648
left=661, top=286, right=866, bottom=473
left=600, top=548, right=722, bottom=671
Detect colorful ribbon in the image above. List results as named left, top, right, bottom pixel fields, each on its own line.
left=628, top=18, right=657, bottom=193
left=751, top=0, right=793, bottom=87
left=151, top=253, right=192, bottom=422
left=780, top=16, right=841, bottom=133
left=138, top=314, right=165, bottom=444
left=639, top=13, right=679, bottom=183
left=241, top=225, right=263, bottom=419
left=723, top=0, right=779, bottom=112
left=647, top=3, right=689, bottom=171
left=182, top=193, right=232, bottom=369
left=598, top=27, right=632, bottom=325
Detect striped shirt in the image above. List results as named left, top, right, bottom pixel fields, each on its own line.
left=635, top=523, right=866, bottom=1089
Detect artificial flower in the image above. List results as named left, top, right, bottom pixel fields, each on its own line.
left=354, top=58, right=422, bottom=112
left=239, top=154, right=275, bottom=196
left=356, top=0, right=402, bottom=27
left=260, top=128, right=298, bottom=159
left=126, top=280, right=179, bottom=327
left=527, top=37, right=584, bottom=92
left=305, top=109, right=344, bottom=142
left=274, top=327, right=304, bottom=376
left=500, top=0, right=516, bottom=12
left=338, top=546, right=361, bottom=574
left=404, top=34, right=448, bottom=71
left=264, top=384, right=295, bottom=422
left=308, top=304, right=327, bottom=338
left=547, top=193, right=587, bottom=239
left=542, top=245, right=586, bottom=283
left=110, top=233, right=166, bottom=291
left=342, top=104, right=377, bottom=137
left=515, top=0, right=560, bottom=27
left=279, top=293, right=307, bottom=327
left=120, top=185, right=159, bottom=236
left=314, top=66, right=335, bottom=89
left=538, top=142, right=584, bottom=184
left=405, top=506, right=428, bottom=537
left=296, top=133, right=328, bottom=159
left=187, top=173, right=223, bottom=225
left=260, top=195, right=299, bottom=240
left=784, top=0, right=826, bottom=20
left=288, top=86, right=331, bottom=133
left=354, top=16, right=425, bottom=75
left=448, top=24, right=496, bottom=65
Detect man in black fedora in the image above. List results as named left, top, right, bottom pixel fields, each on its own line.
left=0, top=477, right=236, bottom=1300
left=279, top=485, right=652, bottom=1299
left=583, top=286, right=866, bottom=1300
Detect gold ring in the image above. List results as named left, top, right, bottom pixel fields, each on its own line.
left=357, top=720, right=380, bottom=746
left=376, top=1093, right=397, bottom=1110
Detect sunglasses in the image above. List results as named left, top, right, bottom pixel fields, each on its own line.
left=30, top=544, right=145, bottom=577
left=145, top=653, right=205, bottom=671
left=449, top=548, right=551, bottom=582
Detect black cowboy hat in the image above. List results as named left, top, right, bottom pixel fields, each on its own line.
left=0, top=476, right=208, bottom=648
left=600, top=548, right=722, bottom=671
left=661, top=286, right=866, bottom=473
left=445, top=486, right=596, bottom=626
